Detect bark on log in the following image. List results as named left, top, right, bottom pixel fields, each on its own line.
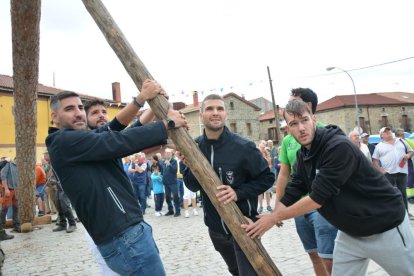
left=11, top=0, right=41, bottom=233
left=82, top=1, right=281, bottom=275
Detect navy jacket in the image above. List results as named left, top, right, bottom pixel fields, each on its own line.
left=163, top=158, right=177, bottom=186
left=46, top=121, right=167, bottom=244
left=184, top=126, right=274, bottom=235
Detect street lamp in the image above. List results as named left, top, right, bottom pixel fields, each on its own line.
left=326, top=66, right=361, bottom=136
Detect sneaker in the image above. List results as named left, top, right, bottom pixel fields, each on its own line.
left=164, top=211, right=174, bottom=216
left=155, top=212, right=161, bottom=217
left=258, top=207, right=263, bottom=214
left=52, top=225, right=66, bottom=232
left=267, top=206, right=272, bottom=212
left=66, top=225, right=77, bottom=233
left=193, top=209, right=199, bottom=216
left=184, top=210, right=190, bottom=218
left=0, top=230, right=14, bottom=241
left=159, top=211, right=164, bottom=216
left=174, top=212, right=181, bottom=217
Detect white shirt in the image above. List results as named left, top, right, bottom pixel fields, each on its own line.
left=360, top=143, right=372, bottom=162
left=372, top=138, right=413, bottom=174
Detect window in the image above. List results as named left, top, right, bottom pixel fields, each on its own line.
left=359, top=117, right=365, bottom=132
left=381, top=116, right=388, bottom=127
left=230, top=123, right=237, bottom=133
left=402, top=115, right=408, bottom=131
left=246, top=123, right=252, bottom=136
left=230, top=102, right=234, bottom=110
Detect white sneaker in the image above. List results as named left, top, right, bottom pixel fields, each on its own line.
left=184, top=210, right=190, bottom=218
left=154, top=212, right=161, bottom=217
left=159, top=211, right=164, bottom=216
left=193, top=209, right=199, bottom=216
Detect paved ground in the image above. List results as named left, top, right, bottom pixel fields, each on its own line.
left=1, top=199, right=413, bottom=275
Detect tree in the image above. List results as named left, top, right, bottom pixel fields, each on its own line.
left=11, top=0, right=41, bottom=232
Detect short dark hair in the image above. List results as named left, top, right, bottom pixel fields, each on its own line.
left=84, top=99, right=106, bottom=115
left=291, top=88, right=318, bottom=114
left=283, top=100, right=312, bottom=121
left=201, top=94, right=224, bottom=111
left=50, top=91, right=80, bottom=111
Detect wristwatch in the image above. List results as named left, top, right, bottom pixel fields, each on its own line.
left=167, top=118, right=176, bottom=129
left=132, top=97, right=144, bottom=108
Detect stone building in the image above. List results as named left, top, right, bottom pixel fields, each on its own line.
left=316, top=92, right=414, bottom=135
left=179, top=92, right=261, bottom=141
left=258, top=108, right=285, bottom=144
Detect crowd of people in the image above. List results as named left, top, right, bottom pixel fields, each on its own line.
left=1, top=81, right=414, bottom=275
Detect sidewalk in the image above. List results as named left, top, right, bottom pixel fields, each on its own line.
left=1, top=200, right=412, bottom=275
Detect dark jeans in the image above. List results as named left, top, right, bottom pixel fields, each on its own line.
left=56, top=188, right=76, bottom=226
left=177, top=178, right=184, bottom=206
left=132, top=183, right=147, bottom=214
left=208, top=229, right=257, bottom=276
left=154, top=193, right=164, bottom=212
left=385, top=172, right=408, bottom=210
left=164, top=182, right=180, bottom=214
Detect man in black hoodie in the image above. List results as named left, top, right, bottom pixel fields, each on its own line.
left=243, top=100, right=414, bottom=275
left=46, top=81, right=187, bottom=276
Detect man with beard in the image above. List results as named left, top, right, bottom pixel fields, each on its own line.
left=183, top=94, right=274, bottom=276
left=242, top=100, right=414, bottom=275
left=46, top=79, right=187, bottom=275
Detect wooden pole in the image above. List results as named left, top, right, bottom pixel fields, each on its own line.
left=267, top=66, right=281, bottom=145
left=81, top=1, right=282, bottom=275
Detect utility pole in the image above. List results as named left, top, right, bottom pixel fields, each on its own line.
left=267, top=66, right=281, bottom=145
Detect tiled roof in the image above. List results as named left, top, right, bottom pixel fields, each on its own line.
left=317, top=92, right=414, bottom=112
left=259, top=108, right=285, bottom=121
left=179, top=92, right=261, bottom=113
left=0, top=74, right=120, bottom=103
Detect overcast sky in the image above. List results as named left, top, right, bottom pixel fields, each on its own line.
left=1, top=0, right=414, bottom=106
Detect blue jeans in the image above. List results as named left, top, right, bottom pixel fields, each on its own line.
left=132, top=183, right=147, bottom=214
left=295, top=210, right=338, bottom=259
left=97, top=222, right=166, bottom=276
left=164, top=182, right=180, bottom=214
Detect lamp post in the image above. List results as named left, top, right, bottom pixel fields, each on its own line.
left=326, top=66, right=361, bottom=136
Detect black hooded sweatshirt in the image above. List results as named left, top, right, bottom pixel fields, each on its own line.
left=46, top=121, right=167, bottom=244
left=281, top=125, right=406, bottom=237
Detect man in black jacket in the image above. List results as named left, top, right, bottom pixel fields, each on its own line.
left=46, top=82, right=187, bottom=276
left=183, top=94, right=274, bottom=276
left=243, top=100, right=414, bottom=275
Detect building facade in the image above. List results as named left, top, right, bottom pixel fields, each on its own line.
left=316, top=92, right=414, bottom=135
left=0, top=74, right=125, bottom=160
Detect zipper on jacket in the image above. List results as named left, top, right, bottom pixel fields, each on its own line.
left=247, top=199, right=252, bottom=217
left=210, top=145, right=214, bottom=167
left=221, top=219, right=230, bottom=235
left=107, top=187, right=126, bottom=214
left=219, top=167, right=223, bottom=183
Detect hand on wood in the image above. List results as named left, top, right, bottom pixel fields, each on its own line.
left=216, top=185, right=237, bottom=205
left=241, top=213, right=279, bottom=239
left=138, top=79, right=166, bottom=102
left=167, top=107, right=189, bottom=129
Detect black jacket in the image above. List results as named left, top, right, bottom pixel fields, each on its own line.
left=46, top=121, right=168, bottom=244
left=281, top=125, right=406, bottom=237
left=184, top=126, right=274, bottom=235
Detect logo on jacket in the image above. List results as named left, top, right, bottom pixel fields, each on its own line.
left=226, top=171, right=234, bottom=185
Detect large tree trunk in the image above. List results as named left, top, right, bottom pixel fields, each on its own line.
left=82, top=1, right=281, bottom=275
left=11, top=0, right=41, bottom=233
